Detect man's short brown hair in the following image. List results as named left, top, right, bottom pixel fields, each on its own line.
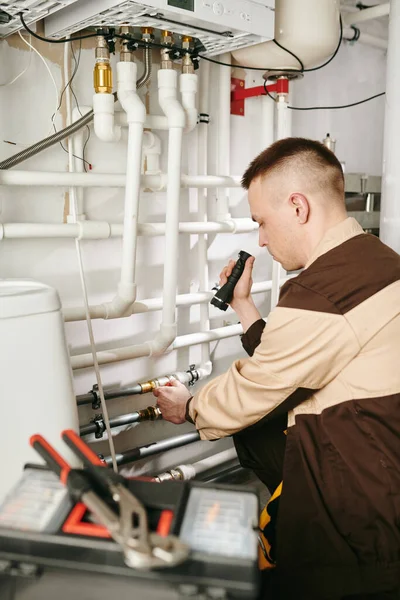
left=242, top=137, right=344, bottom=197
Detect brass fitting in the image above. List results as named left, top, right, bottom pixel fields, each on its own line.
left=141, top=26, right=154, bottom=43
left=139, top=380, right=157, bottom=395
left=138, top=405, right=162, bottom=421
left=182, top=53, right=194, bottom=74
left=161, top=30, right=173, bottom=70
left=94, top=35, right=112, bottom=94
left=182, top=35, right=192, bottom=51
left=119, top=25, right=133, bottom=62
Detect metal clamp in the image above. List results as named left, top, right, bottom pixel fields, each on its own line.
left=186, top=365, right=199, bottom=387
left=91, top=414, right=106, bottom=439
left=90, top=384, right=101, bottom=410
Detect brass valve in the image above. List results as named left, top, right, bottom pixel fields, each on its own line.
left=94, top=35, right=112, bottom=94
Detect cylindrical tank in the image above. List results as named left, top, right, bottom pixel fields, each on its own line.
left=232, top=0, right=340, bottom=72
left=0, top=280, right=79, bottom=502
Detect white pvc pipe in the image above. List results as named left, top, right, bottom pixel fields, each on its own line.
left=0, top=170, right=241, bottom=189
left=270, top=91, right=291, bottom=311
left=0, top=219, right=257, bottom=241
left=71, top=106, right=91, bottom=220
left=71, top=321, right=247, bottom=370
left=343, top=27, right=388, bottom=51
left=197, top=59, right=212, bottom=380
left=216, top=53, right=231, bottom=221
left=154, top=68, right=186, bottom=352
left=114, top=61, right=146, bottom=318
left=380, top=0, right=400, bottom=252
left=69, top=277, right=294, bottom=367
left=180, top=72, right=198, bottom=133
left=142, top=131, right=162, bottom=175
left=63, top=279, right=282, bottom=322
left=93, top=93, right=121, bottom=143
left=343, top=3, right=389, bottom=26
left=261, top=94, right=274, bottom=151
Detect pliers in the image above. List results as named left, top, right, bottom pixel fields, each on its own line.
left=30, top=429, right=190, bottom=570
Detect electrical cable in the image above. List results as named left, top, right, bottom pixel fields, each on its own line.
left=304, top=15, right=343, bottom=72
left=63, top=38, right=118, bottom=473
left=0, top=34, right=32, bottom=87
left=263, top=79, right=385, bottom=110
left=18, top=31, right=59, bottom=135
left=19, top=12, right=99, bottom=43
left=54, top=40, right=92, bottom=170
left=287, top=91, right=385, bottom=111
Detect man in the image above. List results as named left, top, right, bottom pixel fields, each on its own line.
left=153, top=138, right=400, bottom=599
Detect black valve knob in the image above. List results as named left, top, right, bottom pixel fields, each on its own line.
left=210, top=250, right=252, bottom=311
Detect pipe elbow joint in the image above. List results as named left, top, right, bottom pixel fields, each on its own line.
left=102, top=283, right=137, bottom=319
left=158, top=69, right=186, bottom=128
left=93, top=93, right=121, bottom=142
left=147, top=323, right=177, bottom=356
left=180, top=73, right=198, bottom=132
left=117, top=62, right=146, bottom=124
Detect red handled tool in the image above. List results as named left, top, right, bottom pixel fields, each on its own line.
left=30, top=431, right=189, bottom=570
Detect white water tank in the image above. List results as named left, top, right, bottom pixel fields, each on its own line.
left=0, top=280, right=79, bottom=502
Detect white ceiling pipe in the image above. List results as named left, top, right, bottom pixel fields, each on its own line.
left=0, top=219, right=257, bottom=241
left=343, top=27, right=388, bottom=51
left=343, top=3, right=389, bottom=26
left=0, top=170, right=241, bottom=189
left=380, top=0, right=400, bottom=252
left=232, top=0, right=340, bottom=72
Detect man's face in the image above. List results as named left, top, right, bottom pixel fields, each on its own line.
left=248, top=177, right=304, bottom=272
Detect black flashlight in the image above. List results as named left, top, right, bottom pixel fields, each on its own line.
left=210, top=250, right=253, bottom=311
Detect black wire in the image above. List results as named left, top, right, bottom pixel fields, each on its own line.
left=54, top=41, right=92, bottom=169
left=304, top=15, right=343, bottom=72
left=263, top=79, right=385, bottom=110
left=287, top=92, right=385, bottom=111
left=272, top=39, right=305, bottom=71
left=19, top=12, right=99, bottom=43
left=196, top=52, right=303, bottom=74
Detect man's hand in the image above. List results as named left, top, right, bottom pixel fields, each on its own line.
left=153, top=378, right=192, bottom=424
left=219, top=256, right=261, bottom=332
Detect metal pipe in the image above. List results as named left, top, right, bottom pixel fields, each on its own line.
left=80, top=405, right=161, bottom=437
left=76, top=384, right=142, bottom=406
left=80, top=411, right=140, bottom=436
left=155, top=448, right=238, bottom=482
left=103, top=432, right=201, bottom=467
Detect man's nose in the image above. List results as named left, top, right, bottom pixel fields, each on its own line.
left=259, top=230, right=267, bottom=248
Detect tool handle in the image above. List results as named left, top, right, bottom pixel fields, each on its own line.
left=228, top=251, right=252, bottom=286
left=62, top=429, right=105, bottom=468
left=30, top=434, right=71, bottom=484
left=210, top=250, right=253, bottom=311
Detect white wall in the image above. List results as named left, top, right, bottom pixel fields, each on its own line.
left=0, top=26, right=387, bottom=473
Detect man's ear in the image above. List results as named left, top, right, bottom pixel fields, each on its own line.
left=289, top=193, right=310, bottom=224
